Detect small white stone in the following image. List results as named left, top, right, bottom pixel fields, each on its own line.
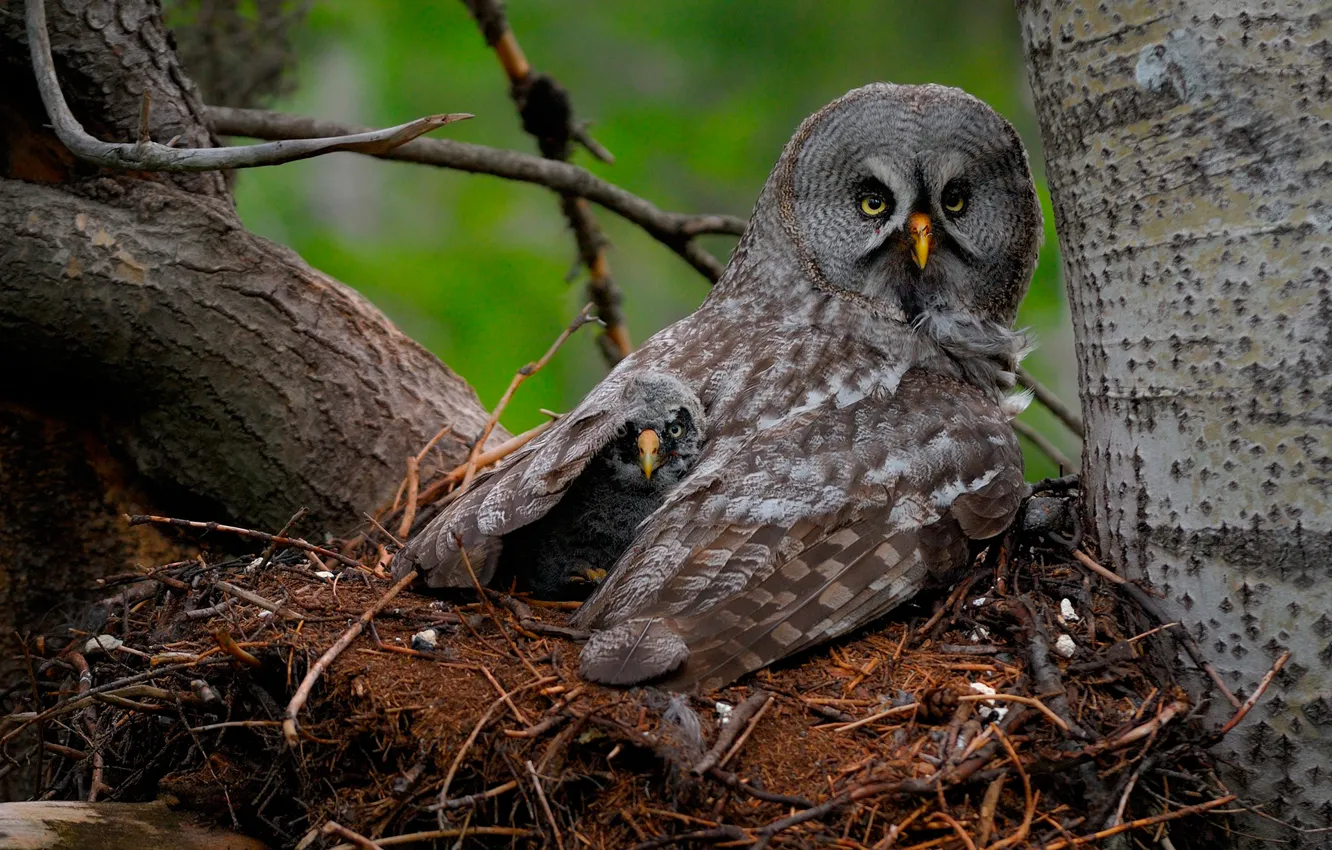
left=84, top=635, right=122, bottom=655
left=971, top=596, right=988, bottom=607
left=246, top=557, right=264, bottom=573
left=1059, top=598, right=1081, bottom=623
left=411, top=629, right=440, bottom=652
left=969, top=681, right=997, bottom=699
left=314, top=571, right=335, bottom=580
left=715, top=702, right=734, bottom=724
left=968, top=625, right=991, bottom=643
left=258, top=610, right=273, bottom=619
left=1054, top=633, right=1077, bottom=658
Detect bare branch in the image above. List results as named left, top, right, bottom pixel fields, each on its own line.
left=205, top=107, right=745, bottom=281
left=25, top=0, right=468, bottom=172
left=1013, top=419, right=1076, bottom=473
left=1016, top=366, right=1084, bottom=436
left=461, top=0, right=630, bottom=364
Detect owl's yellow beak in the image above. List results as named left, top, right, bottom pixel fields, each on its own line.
left=907, top=211, right=933, bottom=270
left=637, top=429, right=660, bottom=480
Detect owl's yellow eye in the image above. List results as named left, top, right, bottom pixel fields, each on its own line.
left=942, top=182, right=967, bottom=216
left=667, top=422, right=685, bottom=439
left=858, top=194, right=888, bottom=217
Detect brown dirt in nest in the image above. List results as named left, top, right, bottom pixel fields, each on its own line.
left=7, top=511, right=1248, bottom=849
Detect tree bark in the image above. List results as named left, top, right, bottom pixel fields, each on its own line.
left=0, top=0, right=498, bottom=666
left=1018, top=1, right=1332, bottom=841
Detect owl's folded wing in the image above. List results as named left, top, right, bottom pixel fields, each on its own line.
left=574, top=370, right=1027, bottom=690
left=392, top=377, right=634, bottom=588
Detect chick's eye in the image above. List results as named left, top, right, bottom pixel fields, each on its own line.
left=858, top=193, right=888, bottom=217
left=942, top=182, right=967, bottom=216
left=667, top=422, right=684, bottom=439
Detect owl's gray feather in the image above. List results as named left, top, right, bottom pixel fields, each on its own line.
left=397, top=82, right=1041, bottom=691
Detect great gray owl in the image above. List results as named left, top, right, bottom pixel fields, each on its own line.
left=492, top=374, right=704, bottom=598
left=394, top=82, right=1040, bottom=692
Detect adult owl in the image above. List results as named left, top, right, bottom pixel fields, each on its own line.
left=394, top=83, right=1040, bottom=692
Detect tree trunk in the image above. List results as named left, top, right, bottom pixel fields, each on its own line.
left=0, top=1, right=498, bottom=676
left=1018, top=1, right=1332, bottom=841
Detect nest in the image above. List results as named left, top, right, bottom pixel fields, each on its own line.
left=6, top=489, right=1250, bottom=849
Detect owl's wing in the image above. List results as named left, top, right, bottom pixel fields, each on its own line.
left=575, top=369, right=1027, bottom=691
left=392, top=374, right=638, bottom=588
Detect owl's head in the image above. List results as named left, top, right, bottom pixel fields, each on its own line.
left=601, top=372, right=705, bottom=490
left=750, top=83, right=1041, bottom=333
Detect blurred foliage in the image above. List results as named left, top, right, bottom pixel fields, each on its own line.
left=184, top=0, right=1080, bottom=479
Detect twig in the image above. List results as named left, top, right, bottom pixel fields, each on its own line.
left=212, top=629, right=261, bottom=667
left=460, top=304, right=598, bottom=492
left=413, top=420, right=554, bottom=511
left=180, top=599, right=235, bottom=620
left=985, top=727, right=1034, bottom=850
left=327, top=827, right=533, bottom=849
left=526, top=759, right=565, bottom=849
left=955, top=693, right=1068, bottom=733
left=463, top=0, right=631, bottom=363
left=206, top=107, right=743, bottom=282
left=189, top=720, right=283, bottom=732
left=1016, top=367, right=1084, bottom=436
left=719, top=693, right=774, bottom=769
left=693, top=690, right=770, bottom=774
left=1013, top=419, right=1075, bottom=472
left=1076, top=699, right=1188, bottom=760
left=632, top=826, right=749, bottom=849
left=214, top=581, right=302, bottom=620
left=831, top=703, right=919, bottom=733
left=1069, top=550, right=1241, bottom=708
left=127, top=514, right=362, bottom=567
left=362, top=513, right=405, bottom=550
left=1218, top=650, right=1289, bottom=736
left=976, top=774, right=1006, bottom=847
left=931, top=811, right=977, bottom=850
left=258, top=507, right=308, bottom=571
left=397, top=455, right=420, bottom=541
left=282, top=570, right=420, bottom=746
left=1040, top=795, right=1236, bottom=849
left=321, top=821, right=384, bottom=850
left=456, top=543, right=541, bottom=680
left=480, top=666, right=530, bottom=727
left=438, top=677, right=557, bottom=804
left=25, top=0, right=467, bottom=172
left=435, top=779, right=519, bottom=810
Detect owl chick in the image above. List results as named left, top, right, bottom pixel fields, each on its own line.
left=397, top=372, right=705, bottom=599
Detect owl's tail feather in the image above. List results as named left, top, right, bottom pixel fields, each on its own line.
left=579, top=618, right=688, bottom=686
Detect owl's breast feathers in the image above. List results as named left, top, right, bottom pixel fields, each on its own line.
left=573, top=319, right=1027, bottom=689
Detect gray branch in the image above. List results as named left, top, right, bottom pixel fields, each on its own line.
left=25, top=0, right=469, bottom=172
left=205, top=106, right=747, bottom=282
left=1016, top=366, right=1084, bottom=436
left=1013, top=419, right=1076, bottom=473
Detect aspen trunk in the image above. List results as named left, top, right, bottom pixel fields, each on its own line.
left=1018, top=1, right=1332, bottom=842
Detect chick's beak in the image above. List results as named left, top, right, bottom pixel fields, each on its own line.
left=907, top=211, right=932, bottom=270
left=637, top=429, right=660, bottom=480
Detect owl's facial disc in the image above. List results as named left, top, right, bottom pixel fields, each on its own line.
left=787, top=84, right=1041, bottom=328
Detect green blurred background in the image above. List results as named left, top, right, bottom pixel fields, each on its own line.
left=176, top=0, right=1079, bottom=479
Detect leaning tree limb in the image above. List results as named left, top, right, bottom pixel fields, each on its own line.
left=205, top=107, right=745, bottom=282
